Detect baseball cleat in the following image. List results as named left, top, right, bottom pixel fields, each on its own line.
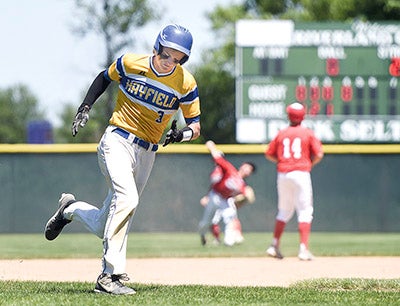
left=266, top=245, right=284, bottom=259
left=298, top=249, right=314, bottom=261
left=94, top=273, right=136, bottom=295
left=234, top=233, right=245, bottom=244
left=44, top=193, right=76, bottom=241
left=200, top=234, right=207, bottom=246
left=212, top=238, right=221, bottom=246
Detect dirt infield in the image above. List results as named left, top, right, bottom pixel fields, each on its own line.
left=1, top=257, right=398, bottom=287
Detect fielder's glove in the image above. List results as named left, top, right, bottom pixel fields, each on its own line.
left=163, top=120, right=182, bottom=146
left=234, top=186, right=256, bottom=208
left=72, top=104, right=90, bottom=137
left=244, top=186, right=256, bottom=204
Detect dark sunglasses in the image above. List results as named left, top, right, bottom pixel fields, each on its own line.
left=159, top=52, right=181, bottom=64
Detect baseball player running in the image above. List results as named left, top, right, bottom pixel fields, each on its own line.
left=199, top=140, right=256, bottom=246
left=44, top=24, right=201, bottom=295
left=265, top=102, right=323, bottom=260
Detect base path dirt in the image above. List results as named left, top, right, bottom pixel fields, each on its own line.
left=0, top=257, right=398, bottom=287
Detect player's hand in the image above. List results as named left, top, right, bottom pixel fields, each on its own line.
left=205, top=140, right=215, bottom=150
left=163, top=120, right=183, bottom=146
left=234, top=186, right=256, bottom=207
left=244, top=186, right=256, bottom=204
left=72, top=104, right=90, bottom=137
left=205, top=140, right=224, bottom=158
left=200, top=195, right=209, bottom=207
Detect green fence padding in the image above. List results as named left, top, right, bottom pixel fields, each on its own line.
left=0, top=152, right=399, bottom=233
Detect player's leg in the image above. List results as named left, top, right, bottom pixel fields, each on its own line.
left=96, top=128, right=156, bottom=294
left=232, top=217, right=244, bottom=244
left=44, top=134, right=117, bottom=241
left=101, top=133, right=156, bottom=275
left=199, top=191, right=220, bottom=245
left=266, top=173, right=295, bottom=259
left=221, top=198, right=238, bottom=246
left=275, top=174, right=296, bottom=238
left=44, top=193, right=77, bottom=240
left=210, top=223, right=221, bottom=243
left=210, top=209, right=222, bottom=244
left=62, top=190, right=113, bottom=238
left=294, top=171, right=314, bottom=260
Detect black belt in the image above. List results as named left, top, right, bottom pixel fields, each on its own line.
left=113, top=128, right=158, bottom=152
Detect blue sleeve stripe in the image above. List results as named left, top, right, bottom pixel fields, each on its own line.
left=185, top=115, right=200, bottom=124
left=116, top=55, right=125, bottom=77
left=180, top=87, right=198, bottom=103
left=103, top=70, right=111, bottom=81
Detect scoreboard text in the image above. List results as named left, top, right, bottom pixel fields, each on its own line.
left=235, top=20, right=400, bottom=143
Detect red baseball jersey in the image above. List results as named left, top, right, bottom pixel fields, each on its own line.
left=209, top=166, right=223, bottom=185
left=210, top=157, right=247, bottom=199
left=266, top=125, right=323, bottom=173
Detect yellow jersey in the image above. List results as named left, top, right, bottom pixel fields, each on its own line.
left=106, top=53, right=201, bottom=143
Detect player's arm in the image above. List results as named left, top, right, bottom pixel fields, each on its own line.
left=265, top=154, right=278, bottom=163
left=182, top=115, right=201, bottom=141
left=175, top=87, right=201, bottom=142
left=80, top=70, right=111, bottom=109
left=310, top=135, right=324, bottom=167
left=205, top=141, right=238, bottom=174
left=311, top=152, right=324, bottom=167
left=72, top=70, right=111, bottom=136
left=265, top=150, right=278, bottom=163
left=187, top=121, right=200, bottom=140
left=205, top=140, right=224, bottom=159
left=265, top=141, right=278, bottom=163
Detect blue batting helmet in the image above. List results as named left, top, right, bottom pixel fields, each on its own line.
left=154, top=24, right=193, bottom=65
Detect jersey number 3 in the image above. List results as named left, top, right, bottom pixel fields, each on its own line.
left=156, top=111, right=164, bottom=123
left=283, top=137, right=302, bottom=159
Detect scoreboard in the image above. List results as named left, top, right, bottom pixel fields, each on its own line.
left=235, top=20, right=400, bottom=143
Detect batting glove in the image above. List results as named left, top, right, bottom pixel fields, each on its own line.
left=163, top=120, right=194, bottom=147
left=72, top=104, right=90, bottom=137
left=163, top=120, right=180, bottom=146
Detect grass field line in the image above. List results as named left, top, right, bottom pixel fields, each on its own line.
left=1, top=256, right=398, bottom=287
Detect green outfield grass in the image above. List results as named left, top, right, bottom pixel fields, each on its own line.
left=0, top=232, right=399, bottom=259
left=0, top=279, right=399, bottom=306
left=0, top=232, right=399, bottom=305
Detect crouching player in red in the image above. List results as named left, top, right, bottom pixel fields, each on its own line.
left=199, top=140, right=256, bottom=246
left=200, top=184, right=255, bottom=245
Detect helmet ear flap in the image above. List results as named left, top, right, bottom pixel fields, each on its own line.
left=179, top=55, right=189, bottom=65
left=156, top=44, right=163, bottom=55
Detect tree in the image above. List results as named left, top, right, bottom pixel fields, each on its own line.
left=56, top=0, right=159, bottom=142
left=195, top=63, right=236, bottom=144
left=300, top=0, right=400, bottom=21
left=192, top=4, right=249, bottom=143
left=0, top=85, right=44, bottom=143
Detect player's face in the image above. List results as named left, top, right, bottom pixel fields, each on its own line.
left=239, top=163, right=254, bottom=178
left=153, top=47, right=185, bottom=73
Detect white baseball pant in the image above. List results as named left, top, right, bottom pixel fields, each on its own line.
left=198, top=190, right=238, bottom=246
left=64, top=125, right=156, bottom=274
left=276, top=171, right=314, bottom=223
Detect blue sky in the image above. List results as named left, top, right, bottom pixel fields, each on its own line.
left=0, top=0, right=238, bottom=126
